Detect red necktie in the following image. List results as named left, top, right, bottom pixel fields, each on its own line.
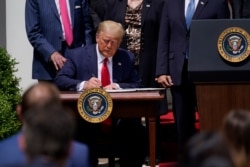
left=100, top=58, right=112, bottom=133
left=101, top=58, right=111, bottom=87
left=59, top=0, right=73, bottom=46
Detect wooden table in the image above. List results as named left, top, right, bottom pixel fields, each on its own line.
left=60, top=90, right=165, bottom=167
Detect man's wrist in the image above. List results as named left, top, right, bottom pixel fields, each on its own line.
left=76, top=81, right=86, bottom=91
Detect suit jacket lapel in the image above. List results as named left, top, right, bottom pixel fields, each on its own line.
left=180, top=0, right=187, bottom=29
left=117, top=0, right=127, bottom=26
left=112, top=53, right=122, bottom=82
left=69, top=0, right=75, bottom=28
left=193, top=0, right=208, bottom=19
left=88, top=45, right=98, bottom=77
left=141, top=0, right=151, bottom=27
left=49, top=0, right=60, bottom=21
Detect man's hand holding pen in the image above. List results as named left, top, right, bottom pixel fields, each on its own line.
left=83, top=77, right=120, bottom=90
left=83, top=77, right=102, bottom=89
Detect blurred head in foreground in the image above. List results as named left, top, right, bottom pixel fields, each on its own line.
left=22, top=104, right=75, bottom=167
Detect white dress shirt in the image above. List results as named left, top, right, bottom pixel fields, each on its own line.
left=77, top=44, right=116, bottom=91
left=185, top=0, right=199, bottom=16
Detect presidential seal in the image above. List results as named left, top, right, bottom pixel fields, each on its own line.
left=77, top=88, right=113, bottom=123
left=217, top=27, right=250, bottom=63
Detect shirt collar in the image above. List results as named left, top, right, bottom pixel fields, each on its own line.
left=96, top=44, right=113, bottom=64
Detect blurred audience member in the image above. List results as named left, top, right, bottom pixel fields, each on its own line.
left=0, top=82, right=90, bottom=167
left=200, top=156, right=234, bottom=167
left=179, top=131, right=234, bottom=167
left=222, top=109, right=250, bottom=167
left=21, top=104, right=75, bottom=167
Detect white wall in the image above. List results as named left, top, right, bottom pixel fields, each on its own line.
left=6, top=0, right=37, bottom=92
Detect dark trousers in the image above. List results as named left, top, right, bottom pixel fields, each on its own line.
left=171, top=60, right=197, bottom=154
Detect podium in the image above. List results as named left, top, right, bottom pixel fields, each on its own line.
left=60, top=90, right=165, bottom=167
left=188, top=19, right=250, bottom=131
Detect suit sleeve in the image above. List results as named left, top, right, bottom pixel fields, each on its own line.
left=155, top=1, right=170, bottom=77
left=81, top=0, right=94, bottom=45
left=88, top=6, right=102, bottom=30
left=103, top=0, right=116, bottom=20
left=54, top=51, right=82, bottom=91
left=25, top=0, right=57, bottom=62
left=117, top=51, right=142, bottom=88
left=217, top=0, right=231, bottom=18
left=231, top=0, right=243, bottom=18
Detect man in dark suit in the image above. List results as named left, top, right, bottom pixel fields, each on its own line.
left=54, top=20, right=145, bottom=167
left=25, top=0, right=93, bottom=82
left=54, top=20, right=140, bottom=90
left=0, top=82, right=90, bottom=167
left=231, top=0, right=250, bottom=18
left=155, top=0, right=230, bottom=155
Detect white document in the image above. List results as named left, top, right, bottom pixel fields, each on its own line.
left=106, top=88, right=165, bottom=93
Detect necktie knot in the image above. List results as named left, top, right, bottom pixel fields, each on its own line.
left=103, top=58, right=108, bottom=66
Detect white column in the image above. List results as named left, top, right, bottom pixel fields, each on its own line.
left=6, top=0, right=37, bottom=92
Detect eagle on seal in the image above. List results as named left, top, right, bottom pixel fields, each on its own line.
left=88, top=96, right=103, bottom=115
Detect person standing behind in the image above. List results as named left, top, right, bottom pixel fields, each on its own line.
left=179, top=132, right=234, bottom=167
left=25, top=0, right=94, bottom=82
left=0, top=82, right=90, bottom=167
left=104, top=0, right=165, bottom=90
left=155, top=0, right=230, bottom=155
left=231, top=0, right=250, bottom=18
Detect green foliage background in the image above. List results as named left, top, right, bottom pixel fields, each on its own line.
left=0, top=47, right=22, bottom=140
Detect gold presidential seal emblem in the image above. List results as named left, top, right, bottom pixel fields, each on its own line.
left=217, top=27, right=250, bottom=63
left=77, top=88, right=113, bottom=123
